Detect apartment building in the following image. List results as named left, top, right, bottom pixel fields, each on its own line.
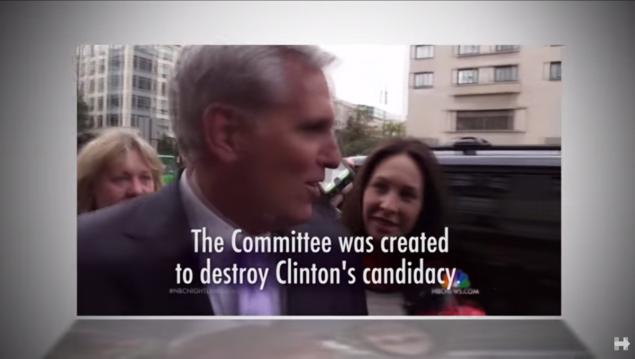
left=406, top=45, right=562, bottom=145
left=76, top=45, right=180, bottom=147
left=335, top=99, right=402, bottom=131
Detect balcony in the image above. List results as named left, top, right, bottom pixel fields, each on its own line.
left=453, top=82, right=521, bottom=96
left=456, top=45, right=521, bottom=57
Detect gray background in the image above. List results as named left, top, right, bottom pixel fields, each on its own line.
left=0, top=1, right=633, bottom=358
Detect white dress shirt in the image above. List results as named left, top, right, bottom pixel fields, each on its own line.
left=178, top=170, right=281, bottom=315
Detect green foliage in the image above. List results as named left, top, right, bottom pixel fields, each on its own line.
left=382, top=120, right=405, bottom=138
left=336, top=104, right=405, bottom=157
left=336, top=105, right=380, bottom=157
left=157, top=133, right=177, bottom=156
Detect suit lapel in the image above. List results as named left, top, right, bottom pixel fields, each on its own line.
left=122, top=182, right=214, bottom=315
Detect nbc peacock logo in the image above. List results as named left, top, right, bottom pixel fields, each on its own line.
left=442, top=269, right=471, bottom=289
left=436, top=269, right=479, bottom=295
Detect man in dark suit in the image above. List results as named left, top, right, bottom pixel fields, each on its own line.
left=78, top=45, right=367, bottom=315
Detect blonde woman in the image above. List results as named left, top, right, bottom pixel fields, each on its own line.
left=77, top=127, right=163, bottom=214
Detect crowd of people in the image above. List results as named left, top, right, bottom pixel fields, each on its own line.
left=77, top=45, right=483, bottom=316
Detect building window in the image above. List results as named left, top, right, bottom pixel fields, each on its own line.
left=134, top=45, right=157, bottom=58
left=89, top=79, right=95, bottom=93
left=161, top=82, right=166, bottom=96
left=131, top=115, right=151, bottom=137
left=132, top=95, right=152, bottom=110
left=109, top=54, right=122, bottom=70
left=160, top=63, right=171, bottom=79
left=97, top=97, right=103, bottom=111
left=457, top=45, right=480, bottom=56
left=109, top=95, right=120, bottom=108
left=98, top=59, right=105, bottom=74
left=456, top=110, right=514, bottom=131
left=97, top=46, right=107, bottom=56
left=457, top=68, right=478, bottom=84
left=133, top=56, right=153, bottom=72
left=495, top=45, right=520, bottom=52
left=494, top=65, right=519, bottom=82
left=79, top=63, right=85, bottom=77
left=96, top=115, right=103, bottom=127
left=159, top=99, right=168, bottom=114
left=549, top=61, right=561, bottom=81
left=414, top=45, right=434, bottom=59
left=160, top=49, right=174, bottom=61
left=108, top=114, right=119, bottom=126
left=109, top=74, right=120, bottom=88
left=413, top=72, right=434, bottom=88
left=97, top=78, right=104, bottom=92
left=133, top=75, right=153, bottom=91
left=88, top=61, right=95, bottom=75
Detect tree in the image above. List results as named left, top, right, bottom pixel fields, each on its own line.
left=382, top=120, right=405, bottom=138
left=157, top=133, right=177, bottom=156
left=336, top=105, right=382, bottom=157
left=77, top=95, right=91, bottom=132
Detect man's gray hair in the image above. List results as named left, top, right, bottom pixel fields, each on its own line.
left=169, top=45, right=336, bottom=164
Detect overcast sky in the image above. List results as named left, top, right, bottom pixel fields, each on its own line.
left=320, top=44, right=410, bottom=118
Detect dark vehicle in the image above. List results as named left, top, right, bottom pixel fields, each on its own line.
left=436, top=143, right=560, bottom=315
left=345, top=141, right=561, bottom=315
left=450, top=136, right=492, bottom=147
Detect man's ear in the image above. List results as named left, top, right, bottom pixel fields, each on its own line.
left=201, top=104, right=245, bottom=163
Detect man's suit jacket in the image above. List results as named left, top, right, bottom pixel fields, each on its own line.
left=78, top=182, right=368, bottom=315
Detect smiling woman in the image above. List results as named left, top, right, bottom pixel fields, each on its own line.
left=341, top=138, right=451, bottom=314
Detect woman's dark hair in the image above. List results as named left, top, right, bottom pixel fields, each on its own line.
left=341, top=137, right=447, bottom=241
left=341, top=138, right=451, bottom=312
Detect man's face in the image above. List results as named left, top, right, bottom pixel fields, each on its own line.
left=236, top=59, right=341, bottom=231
